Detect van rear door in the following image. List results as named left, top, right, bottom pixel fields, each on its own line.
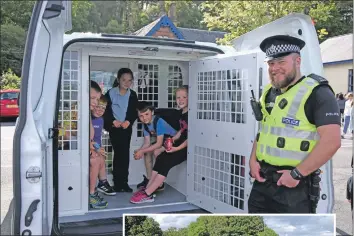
left=12, top=1, right=71, bottom=235
left=187, top=13, right=333, bottom=214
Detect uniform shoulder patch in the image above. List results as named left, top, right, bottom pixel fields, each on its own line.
left=307, top=73, right=328, bottom=84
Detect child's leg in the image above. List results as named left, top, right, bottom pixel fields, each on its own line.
left=145, top=149, right=187, bottom=195
left=144, top=152, right=154, bottom=179
left=98, top=155, right=107, bottom=181
left=96, top=154, right=116, bottom=195
left=145, top=174, right=166, bottom=196
left=146, top=170, right=159, bottom=189
left=153, top=147, right=165, bottom=159
left=89, top=156, right=100, bottom=194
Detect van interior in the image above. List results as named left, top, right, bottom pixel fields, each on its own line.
left=57, top=39, right=227, bottom=233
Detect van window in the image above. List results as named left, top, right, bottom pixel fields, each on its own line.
left=136, top=63, right=159, bottom=137
left=167, top=65, right=183, bottom=108
left=0, top=92, right=19, bottom=100
left=58, top=50, right=79, bottom=150
left=197, top=69, right=246, bottom=123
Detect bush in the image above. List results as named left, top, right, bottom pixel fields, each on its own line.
left=0, top=68, right=21, bottom=89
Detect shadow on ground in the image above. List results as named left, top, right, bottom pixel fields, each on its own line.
left=0, top=198, right=13, bottom=235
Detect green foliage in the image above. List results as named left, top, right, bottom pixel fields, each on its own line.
left=258, top=227, right=278, bottom=236
left=163, top=227, right=188, bottom=236
left=0, top=24, right=27, bottom=76
left=0, top=1, right=35, bottom=29
left=142, top=217, right=163, bottom=236
left=100, top=20, right=125, bottom=34
left=0, top=68, right=21, bottom=90
left=125, top=216, right=147, bottom=235
left=125, top=216, right=162, bottom=236
left=125, top=216, right=279, bottom=236
left=201, top=0, right=348, bottom=45
left=185, top=216, right=271, bottom=236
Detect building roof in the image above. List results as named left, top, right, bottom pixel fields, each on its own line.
left=133, top=15, right=185, bottom=40
left=132, top=15, right=227, bottom=43
left=177, top=27, right=226, bottom=43
left=320, top=33, right=353, bottom=64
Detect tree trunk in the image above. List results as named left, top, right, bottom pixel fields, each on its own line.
left=159, top=1, right=165, bottom=16
left=169, top=2, right=177, bottom=25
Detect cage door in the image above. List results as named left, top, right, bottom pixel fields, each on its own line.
left=187, top=53, right=258, bottom=213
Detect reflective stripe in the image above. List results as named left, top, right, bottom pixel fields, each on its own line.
left=305, top=78, right=316, bottom=86
left=260, top=144, right=264, bottom=153
left=266, top=146, right=308, bottom=161
left=260, top=123, right=269, bottom=133
left=287, top=85, right=309, bottom=119
left=270, top=126, right=319, bottom=140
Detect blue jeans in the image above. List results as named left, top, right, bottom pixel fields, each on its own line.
left=343, top=115, right=351, bottom=134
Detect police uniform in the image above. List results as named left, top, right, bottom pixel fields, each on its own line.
left=248, top=35, right=341, bottom=213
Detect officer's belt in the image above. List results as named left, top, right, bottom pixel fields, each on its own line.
left=258, top=160, right=307, bottom=183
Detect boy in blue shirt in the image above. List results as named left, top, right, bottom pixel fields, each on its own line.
left=134, top=101, right=177, bottom=191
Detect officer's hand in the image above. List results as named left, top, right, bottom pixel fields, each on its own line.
left=250, top=160, right=266, bottom=182
left=277, top=170, right=300, bottom=188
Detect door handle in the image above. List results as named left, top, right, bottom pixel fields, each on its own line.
left=25, top=199, right=40, bottom=227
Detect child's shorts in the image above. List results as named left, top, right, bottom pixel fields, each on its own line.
left=150, top=136, right=157, bottom=145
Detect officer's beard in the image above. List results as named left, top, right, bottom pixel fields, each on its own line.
left=270, top=67, right=297, bottom=89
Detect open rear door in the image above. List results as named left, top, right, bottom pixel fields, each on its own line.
left=232, top=13, right=333, bottom=214
left=12, top=1, right=71, bottom=235
left=187, top=13, right=333, bottom=214
left=187, top=53, right=258, bottom=213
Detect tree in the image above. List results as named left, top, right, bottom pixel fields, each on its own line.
left=125, top=216, right=162, bottom=236
left=258, top=227, right=278, bottom=236
left=125, top=216, right=148, bottom=235
left=0, top=69, right=21, bottom=89
left=0, top=1, right=35, bottom=29
left=70, top=0, right=101, bottom=33
left=313, top=1, right=353, bottom=42
left=142, top=217, right=163, bottom=236
left=0, top=24, right=27, bottom=76
left=201, top=1, right=341, bottom=45
left=185, top=216, right=268, bottom=236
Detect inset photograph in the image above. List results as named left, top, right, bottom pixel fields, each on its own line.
left=123, top=214, right=335, bottom=236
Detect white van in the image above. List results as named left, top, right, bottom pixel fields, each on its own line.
left=12, top=1, right=334, bottom=235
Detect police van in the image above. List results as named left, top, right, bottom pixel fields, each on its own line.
left=12, top=1, right=334, bottom=235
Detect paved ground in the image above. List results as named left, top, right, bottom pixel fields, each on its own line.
left=0, top=120, right=353, bottom=235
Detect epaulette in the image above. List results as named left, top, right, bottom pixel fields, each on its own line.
left=307, top=73, right=328, bottom=84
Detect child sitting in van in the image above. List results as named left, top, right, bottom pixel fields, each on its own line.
left=133, top=101, right=177, bottom=191
left=130, top=85, right=189, bottom=204
left=92, top=95, right=116, bottom=196
left=89, top=81, right=112, bottom=209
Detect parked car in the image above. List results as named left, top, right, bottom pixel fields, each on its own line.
left=0, top=89, right=20, bottom=118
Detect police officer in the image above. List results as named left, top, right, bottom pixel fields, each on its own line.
left=248, top=35, right=341, bottom=213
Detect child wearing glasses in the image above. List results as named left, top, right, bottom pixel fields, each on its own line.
left=90, top=93, right=116, bottom=209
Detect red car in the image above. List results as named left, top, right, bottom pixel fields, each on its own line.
left=0, top=89, right=20, bottom=118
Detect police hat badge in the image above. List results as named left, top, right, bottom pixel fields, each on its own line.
left=260, top=35, right=305, bottom=61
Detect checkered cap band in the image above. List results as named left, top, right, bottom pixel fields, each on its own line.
left=266, top=44, right=300, bottom=57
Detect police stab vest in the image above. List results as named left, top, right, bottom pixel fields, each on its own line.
left=256, top=76, right=326, bottom=167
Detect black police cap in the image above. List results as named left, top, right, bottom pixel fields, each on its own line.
left=260, top=35, right=306, bottom=60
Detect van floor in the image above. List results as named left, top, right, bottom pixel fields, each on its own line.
left=59, top=184, right=200, bottom=224
left=92, top=184, right=185, bottom=210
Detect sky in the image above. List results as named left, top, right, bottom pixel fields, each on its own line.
left=151, top=214, right=335, bottom=236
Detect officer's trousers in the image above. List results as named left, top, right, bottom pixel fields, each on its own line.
left=248, top=178, right=311, bottom=213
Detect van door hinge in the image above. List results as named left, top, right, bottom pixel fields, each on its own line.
left=48, top=127, right=59, bottom=139
left=26, top=166, right=42, bottom=183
